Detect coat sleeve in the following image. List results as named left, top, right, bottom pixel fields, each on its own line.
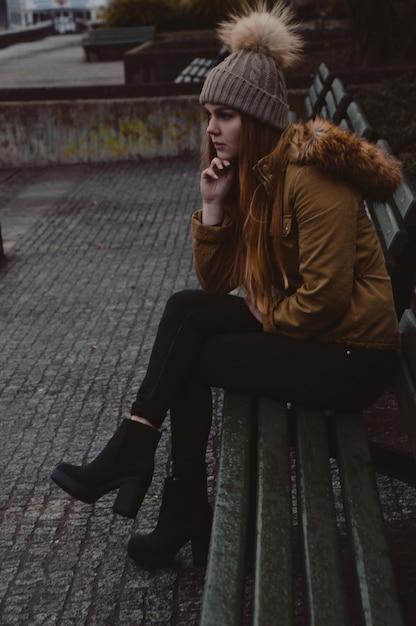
left=192, top=210, right=239, bottom=294
left=262, top=166, right=361, bottom=336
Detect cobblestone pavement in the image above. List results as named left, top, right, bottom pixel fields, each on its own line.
left=0, top=159, right=223, bottom=625
left=0, top=160, right=415, bottom=625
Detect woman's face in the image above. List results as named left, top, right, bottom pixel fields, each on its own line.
left=204, top=103, right=241, bottom=161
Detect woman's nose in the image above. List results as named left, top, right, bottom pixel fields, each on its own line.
left=207, top=119, right=219, bottom=135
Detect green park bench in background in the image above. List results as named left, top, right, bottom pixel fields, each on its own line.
left=82, top=26, right=156, bottom=62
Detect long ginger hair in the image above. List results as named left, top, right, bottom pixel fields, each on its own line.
left=201, top=113, right=289, bottom=314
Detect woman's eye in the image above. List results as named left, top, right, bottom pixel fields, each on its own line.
left=222, top=111, right=237, bottom=121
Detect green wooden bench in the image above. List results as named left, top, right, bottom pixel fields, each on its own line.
left=174, top=57, right=217, bottom=83
left=200, top=370, right=414, bottom=625
left=366, top=139, right=416, bottom=318
left=199, top=68, right=416, bottom=625
left=304, top=62, right=342, bottom=119
left=82, top=26, right=156, bottom=62
left=304, top=62, right=375, bottom=139
left=201, top=281, right=416, bottom=626
left=305, top=63, right=416, bottom=318
left=174, top=46, right=228, bottom=84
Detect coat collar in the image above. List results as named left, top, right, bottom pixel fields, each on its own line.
left=254, top=119, right=402, bottom=202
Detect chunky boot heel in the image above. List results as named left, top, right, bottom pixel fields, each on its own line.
left=51, top=419, right=161, bottom=519
left=113, top=476, right=150, bottom=519
left=128, top=473, right=213, bottom=568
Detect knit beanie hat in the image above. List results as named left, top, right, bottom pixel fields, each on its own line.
left=200, top=1, right=303, bottom=130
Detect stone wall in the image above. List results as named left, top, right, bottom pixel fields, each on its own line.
left=0, top=22, right=54, bottom=49
left=0, top=95, right=204, bottom=165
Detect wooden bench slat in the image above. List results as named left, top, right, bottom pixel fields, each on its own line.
left=324, top=89, right=337, bottom=119
left=394, top=309, right=416, bottom=458
left=364, top=181, right=416, bottom=317
left=331, top=77, right=350, bottom=108
left=394, top=357, right=416, bottom=462
left=370, top=199, right=407, bottom=257
left=305, top=66, right=349, bottom=124
left=330, top=77, right=352, bottom=124
left=310, top=75, right=324, bottom=116
left=200, top=392, right=252, bottom=626
left=344, top=101, right=374, bottom=140
left=305, top=81, right=318, bottom=112
left=305, top=73, right=330, bottom=119
left=399, top=308, right=416, bottom=379
left=318, top=62, right=333, bottom=87
left=295, top=408, right=350, bottom=625
left=394, top=178, right=416, bottom=225
left=304, top=95, right=314, bottom=119
left=320, top=105, right=329, bottom=119
left=254, top=399, right=294, bottom=626
left=175, top=57, right=215, bottom=84
left=376, top=139, right=416, bottom=225
left=334, top=412, right=405, bottom=626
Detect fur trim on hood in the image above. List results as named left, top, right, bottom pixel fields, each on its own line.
left=287, top=118, right=402, bottom=201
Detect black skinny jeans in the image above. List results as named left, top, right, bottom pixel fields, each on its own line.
left=131, top=289, right=396, bottom=472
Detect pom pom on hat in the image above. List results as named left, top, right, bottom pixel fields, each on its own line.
left=200, top=1, right=303, bottom=130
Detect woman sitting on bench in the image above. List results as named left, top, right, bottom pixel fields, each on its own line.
left=51, top=1, right=402, bottom=569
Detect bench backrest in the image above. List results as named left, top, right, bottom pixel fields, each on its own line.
left=339, top=100, right=374, bottom=140
left=174, top=58, right=216, bottom=83
left=395, top=301, right=416, bottom=459
left=174, top=45, right=229, bottom=84
left=305, top=64, right=374, bottom=138
left=304, top=61, right=335, bottom=118
left=306, top=63, right=416, bottom=317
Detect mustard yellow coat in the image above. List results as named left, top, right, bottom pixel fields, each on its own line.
left=192, top=119, right=402, bottom=350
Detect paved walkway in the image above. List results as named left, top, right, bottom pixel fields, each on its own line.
left=0, top=34, right=124, bottom=88
left=0, top=160, right=223, bottom=625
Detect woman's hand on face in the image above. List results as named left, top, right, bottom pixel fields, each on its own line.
left=245, top=297, right=263, bottom=324
left=200, top=158, right=235, bottom=207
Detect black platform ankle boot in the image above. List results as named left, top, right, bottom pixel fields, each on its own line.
left=51, top=419, right=161, bottom=519
left=127, top=472, right=213, bottom=568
